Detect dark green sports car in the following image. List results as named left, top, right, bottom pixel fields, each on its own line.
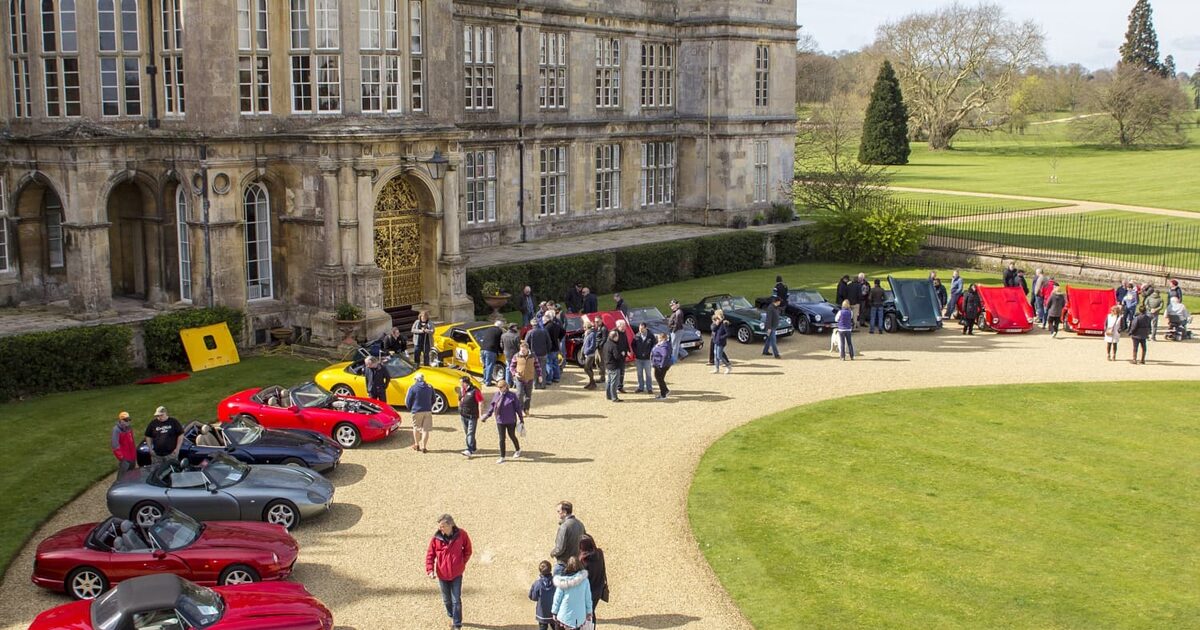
left=680, top=294, right=793, bottom=344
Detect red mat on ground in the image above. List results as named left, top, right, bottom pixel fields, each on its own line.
left=136, top=373, right=191, bottom=385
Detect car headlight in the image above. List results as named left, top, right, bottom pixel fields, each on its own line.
left=813, top=314, right=821, bottom=322
left=272, top=552, right=279, bottom=565
left=307, top=491, right=326, bottom=504
left=993, top=316, right=999, bottom=324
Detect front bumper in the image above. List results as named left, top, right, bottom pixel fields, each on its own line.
left=360, top=420, right=401, bottom=443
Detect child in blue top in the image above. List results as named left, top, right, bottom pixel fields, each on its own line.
left=528, top=560, right=555, bottom=630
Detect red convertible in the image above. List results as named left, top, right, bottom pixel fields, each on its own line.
left=218, top=381, right=401, bottom=448
left=1064, top=286, right=1116, bottom=336
left=960, top=286, right=1035, bottom=333
left=29, top=573, right=332, bottom=630
left=33, top=509, right=298, bottom=600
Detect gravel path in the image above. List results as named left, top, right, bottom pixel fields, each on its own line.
left=890, top=187, right=1200, bottom=219
left=2, top=327, right=1197, bottom=630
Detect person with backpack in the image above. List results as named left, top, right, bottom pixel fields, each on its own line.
left=458, top=376, right=484, bottom=458
left=650, top=333, right=673, bottom=399
left=425, top=514, right=473, bottom=630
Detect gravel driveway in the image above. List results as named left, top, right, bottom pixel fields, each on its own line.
left=2, top=327, right=1196, bottom=629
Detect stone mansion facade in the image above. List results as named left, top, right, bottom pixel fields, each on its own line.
left=0, top=0, right=796, bottom=343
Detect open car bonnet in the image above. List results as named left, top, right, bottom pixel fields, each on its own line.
left=1065, top=287, right=1116, bottom=333
left=887, top=276, right=942, bottom=329
left=976, top=286, right=1035, bottom=332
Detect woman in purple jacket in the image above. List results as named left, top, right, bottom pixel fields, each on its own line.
left=480, top=381, right=525, bottom=463
left=836, top=299, right=856, bottom=361
left=650, top=333, right=673, bottom=399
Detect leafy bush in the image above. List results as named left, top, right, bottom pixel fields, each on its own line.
left=335, top=302, right=363, bottom=321
left=694, top=231, right=767, bottom=278
left=767, top=203, right=796, bottom=224
left=467, top=254, right=610, bottom=316
left=774, top=225, right=816, bottom=265
left=615, top=240, right=698, bottom=291
left=809, top=204, right=927, bottom=263
left=144, top=307, right=244, bottom=372
left=728, top=216, right=748, bottom=229
left=0, top=325, right=133, bottom=401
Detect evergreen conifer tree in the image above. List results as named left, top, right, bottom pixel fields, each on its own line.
left=858, top=61, right=910, bottom=165
left=1162, top=54, right=1176, bottom=78
left=1119, top=0, right=1166, bottom=77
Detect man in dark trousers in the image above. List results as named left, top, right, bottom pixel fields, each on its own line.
left=762, top=296, right=781, bottom=358
left=551, top=501, right=587, bottom=575
left=869, top=279, right=886, bottom=333
left=144, top=406, right=184, bottom=467
left=543, top=313, right=565, bottom=384
left=773, top=275, right=789, bottom=302
left=364, top=355, right=391, bottom=403
left=602, top=330, right=626, bottom=402
left=474, top=320, right=504, bottom=386
left=835, top=275, right=851, bottom=309
left=525, top=319, right=553, bottom=389
left=500, top=323, right=521, bottom=386
left=519, top=286, right=538, bottom=327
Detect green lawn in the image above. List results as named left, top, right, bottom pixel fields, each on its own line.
left=889, top=125, right=1200, bottom=212
left=0, top=355, right=324, bottom=576
left=689, top=383, right=1200, bottom=628
left=934, top=209, right=1200, bottom=271
left=796, top=193, right=1061, bottom=220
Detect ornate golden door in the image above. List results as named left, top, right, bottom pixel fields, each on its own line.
left=374, top=177, right=423, bottom=307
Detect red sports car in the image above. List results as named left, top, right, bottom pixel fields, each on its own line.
left=1064, top=286, right=1116, bottom=336
left=523, top=311, right=636, bottom=365
left=218, top=380, right=401, bottom=449
left=974, top=286, right=1036, bottom=333
left=29, top=573, right=332, bottom=630
left=33, top=509, right=299, bottom=600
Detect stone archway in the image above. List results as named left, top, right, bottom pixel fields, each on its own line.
left=106, top=180, right=158, bottom=299
left=373, top=176, right=430, bottom=309
left=12, top=178, right=69, bottom=303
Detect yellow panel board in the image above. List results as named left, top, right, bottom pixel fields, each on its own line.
left=179, top=323, right=240, bottom=372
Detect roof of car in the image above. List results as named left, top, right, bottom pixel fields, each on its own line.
left=107, top=574, right=184, bottom=617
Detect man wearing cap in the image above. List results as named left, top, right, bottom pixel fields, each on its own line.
left=144, top=406, right=184, bottom=466
left=406, top=373, right=435, bottom=453
left=364, top=355, right=391, bottom=403
left=111, top=412, right=138, bottom=474
left=667, top=299, right=688, bottom=362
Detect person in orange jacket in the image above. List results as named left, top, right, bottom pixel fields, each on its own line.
left=111, top=411, right=138, bottom=474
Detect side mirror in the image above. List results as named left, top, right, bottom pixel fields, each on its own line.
left=153, top=549, right=167, bottom=559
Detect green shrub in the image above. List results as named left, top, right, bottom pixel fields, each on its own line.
left=809, top=204, right=927, bottom=264
left=615, top=240, right=697, bottom=291
left=334, top=301, right=362, bottom=321
left=694, top=231, right=766, bottom=278
left=467, top=253, right=611, bottom=316
left=774, top=225, right=815, bottom=264
left=768, top=203, right=796, bottom=224
left=143, top=307, right=244, bottom=372
left=0, top=325, right=133, bottom=401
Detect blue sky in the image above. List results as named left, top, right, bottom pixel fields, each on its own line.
left=797, top=0, right=1200, bottom=73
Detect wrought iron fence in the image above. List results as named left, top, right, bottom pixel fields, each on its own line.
left=897, top=199, right=1200, bottom=280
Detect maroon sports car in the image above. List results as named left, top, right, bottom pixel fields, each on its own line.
left=217, top=381, right=401, bottom=448
left=32, top=509, right=298, bottom=600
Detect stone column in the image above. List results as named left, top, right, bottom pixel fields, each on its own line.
left=352, top=161, right=388, bottom=341
left=437, top=158, right=475, bottom=322
left=64, top=222, right=114, bottom=318
left=315, top=160, right=345, bottom=316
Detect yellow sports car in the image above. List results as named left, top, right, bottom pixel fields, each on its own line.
left=313, top=353, right=475, bottom=414
left=432, top=321, right=506, bottom=376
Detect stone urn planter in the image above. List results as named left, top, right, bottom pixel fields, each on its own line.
left=482, top=293, right=511, bottom=319
left=269, top=327, right=295, bottom=345
left=334, top=302, right=365, bottom=346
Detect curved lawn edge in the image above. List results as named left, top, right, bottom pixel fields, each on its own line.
left=688, top=381, right=1200, bottom=629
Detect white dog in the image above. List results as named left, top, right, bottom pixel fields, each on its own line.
left=829, top=329, right=841, bottom=353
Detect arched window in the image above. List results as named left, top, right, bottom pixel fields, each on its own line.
left=45, top=191, right=64, bottom=268
left=176, top=186, right=191, bottom=301
left=243, top=183, right=272, bottom=300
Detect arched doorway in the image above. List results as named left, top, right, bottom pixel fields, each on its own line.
left=374, top=176, right=426, bottom=308
left=13, top=178, right=69, bottom=303
left=106, top=180, right=157, bottom=299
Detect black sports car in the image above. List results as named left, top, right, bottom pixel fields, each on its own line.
left=882, top=276, right=944, bottom=332
left=137, top=419, right=342, bottom=472
left=625, top=306, right=704, bottom=355
left=679, top=294, right=793, bottom=344
left=755, top=290, right=839, bottom=335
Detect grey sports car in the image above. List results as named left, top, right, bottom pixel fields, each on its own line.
left=107, top=454, right=334, bottom=531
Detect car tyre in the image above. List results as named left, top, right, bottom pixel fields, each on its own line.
left=735, top=325, right=752, bottom=344
left=683, top=314, right=697, bottom=329
left=131, top=501, right=164, bottom=528
left=218, top=564, right=261, bottom=586
left=432, top=391, right=449, bottom=414
left=333, top=422, right=361, bottom=449
left=331, top=384, right=355, bottom=397
left=66, top=566, right=109, bottom=600
left=281, top=457, right=307, bottom=467
left=883, top=313, right=897, bottom=334
left=574, top=346, right=585, bottom=366
left=263, top=500, right=300, bottom=530
left=977, top=313, right=992, bottom=332
left=795, top=315, right=810, bottom=335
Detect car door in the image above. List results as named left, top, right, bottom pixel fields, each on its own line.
left=105, top=543, right=188, bottom=583
left=164, top=472, right=240, bottom=522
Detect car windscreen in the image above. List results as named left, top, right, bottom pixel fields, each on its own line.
left=628, top=307, right=664, bottom=324
left=90, top=587, right=124, bottom=630
left=149, top=512, right=203, bottom=551
left=720, top=297, right=753, bottom=310
left=564, top=316, right=583, bottom=332
left=291, top=382, right=332, bottom=408
left=791, top=291, right=825, bottom=304
left=176, top=582, right=224, bottom=628
left=384, top=354, right=416, bottom=378
left=203, top=457, right=248, bottom=489
left=223, top=421, right=262, bottom=446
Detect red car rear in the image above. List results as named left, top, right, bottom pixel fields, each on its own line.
left=218, top=381, right=401, bottom=449
left=28, top=574, right=332, bottom=630
left=33, top=510, right=298, bottom=600
left=975, top=286, right=1035, bottom=333
left=1063, top=287, right=1116, bottom=335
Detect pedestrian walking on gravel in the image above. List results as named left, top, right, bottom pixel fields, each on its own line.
left=1045, top=286, right=1066, bottom=337
left=1120, top=281, right=1140, bottom=330
left=544, top=312, right=565, bottom=386
left=529, top=561, right=556, bottom=630
left=836, top=300, right=856, bottom=360
left=761, top=297, right=782, bottom=358
left=1104, top=305, right=1122, bottom=361
left=711, top=311, right=731, bottom=374
left=552, top=556, right=593, bottom=630
left=667, top=299, right=688, bottom=362
left=364, top=355, right=390, bottom=403
left=406, top=373, right=435, bottom=453
left=632, top=323, right=656, bottom=394
left=481, top=380, right=524, bottom=463
left=458, top=376, right=483, bottom=458
left=602, top=330, right=626, bottom=402
left=613, top=320, right=631, bottom=392
left=579, top=534, right=610, bottom=626
left=425, top=514, right=472, bottom=630
left=947, top=270, right=963, bottom=319
left=112, top=411, right=137, bottom=474
left=412, top=310, right=434, bottom=367
left=551, top=501, right=587, bottom=573
left=1040, top=278, right=1058, bottom=328
left=580, top=320, right=600, bottom=390
left=868, top=280, right=886, bottom=334
left=509, top=342, right=540, bottom=413
left=960, top=284, right=980, bottom=335
left=651, top=333, right=673, bottom=399
left=1129, top=306, right=1151, bottom=364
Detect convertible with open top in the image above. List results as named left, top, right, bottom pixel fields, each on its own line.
left=755, top=290, right=838, bottom=335
left=680, top=295, right=793, bottom=344
left=137, top=419, right=342, bottom=472
left=218, top=381, right=401, bottom=449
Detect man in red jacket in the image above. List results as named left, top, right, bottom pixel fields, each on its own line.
left=111, top=411, right=138, bottom=474
left=425, top=514, right=472, bottom=629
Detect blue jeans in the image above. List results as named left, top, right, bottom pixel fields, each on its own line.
left=438, top=575, right=463, bottom=628
left=670, top=331, right=687, bottom=362
left=460, top=415, right=477, bottom=453
left=713, top=344, right=728, bottom=369
left=635, top=359, right=653, bottom=392
left=605, top=368, right=622, bottom=400
left=947, top=292, right=961, bottom=318
left=480, top=350, right=497, bottom=385
left=870, top=307, right=884, bottom=332
left=503, top=362, right=514, bottom=387
left=761, top=329, right=779, bottom=356
left=839, top=330, right=855, bottom=359
left=545, top=350, right=561, bottom=383
left=1034, top=296, right=1046, bottom=324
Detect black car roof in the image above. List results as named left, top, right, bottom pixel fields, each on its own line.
left=105, top=574, right=184, bottom=618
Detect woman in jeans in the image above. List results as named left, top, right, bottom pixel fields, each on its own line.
left=836, top=300, right=856, bottom=360
left=711, top=310, right=731, bottom=374
left=650, top=333, right=672, bottom=399
left=411, top=310, right=434, bottom=366
left=480, top=381, right=524, bottom=463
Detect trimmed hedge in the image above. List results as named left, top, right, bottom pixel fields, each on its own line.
left=615, top=239, right=698, bottom=291
left=466, top=253, right=611, bottom=316
left=0, top=325, right=133, bottom=401
left=774, top=225, right=817, bottom=265
left=694, top=231, right=766, bottom=278
left=144, top=307, right=245, bottom=372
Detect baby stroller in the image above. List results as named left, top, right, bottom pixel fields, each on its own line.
left=1165, top=314, right=1193, bottom=341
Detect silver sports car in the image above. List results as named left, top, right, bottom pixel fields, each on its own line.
left=107, top=454, right=334, bottom=531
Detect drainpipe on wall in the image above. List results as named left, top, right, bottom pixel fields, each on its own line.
left=200, top=144, right=214, bottom=306
left=704, top=42, right=713, bottom=227
left=516, top=4, right=527, bottom=242
left=145, top=0, right=160, bottom=129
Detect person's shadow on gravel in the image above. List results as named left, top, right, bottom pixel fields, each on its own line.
left=602, top=613, right=704, bottom=628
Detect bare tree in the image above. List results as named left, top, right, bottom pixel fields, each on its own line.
left=793, top=94, right=892, bottom=214
left=1073, top=65, right=1189, bottom=146
left=876, top=3, right=1045, bottom=149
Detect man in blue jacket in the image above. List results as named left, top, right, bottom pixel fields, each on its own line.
left=406, top=373, right=435, bottom=453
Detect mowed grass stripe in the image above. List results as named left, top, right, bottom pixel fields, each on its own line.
left=689, top=382, right=1200, bottom=628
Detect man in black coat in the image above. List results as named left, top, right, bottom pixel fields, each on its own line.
left=543, top=315, right=565, bottom=384
left=581, top=287, right=598, bottom=314
left=1002, top=262, right=1018, bottom=288
left=474, top=321, right=504, bottom=386
left=602, top=331, right=626, bottom=402
left=379, top=326, right=408, bottom=356
left=835, top=275, right=851, bottom=307
left=364, top=356, right=391, bottom=403
left=564, top=284, right=584, bottom=314
left=773, top=275, right=789, bottom=302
